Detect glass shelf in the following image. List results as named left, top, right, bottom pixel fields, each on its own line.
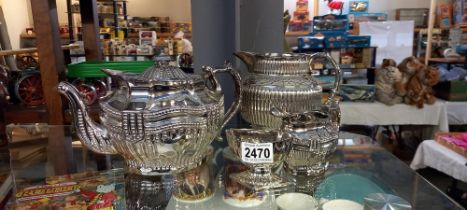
left=97, top=0, right=128, bottom=2
left=2, top=124, right=463, bottom=209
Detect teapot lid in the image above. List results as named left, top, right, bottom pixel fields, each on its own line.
left=103, top=62, right=203, bottom=89
left=138, top=61, right=202, bottom=86
left=100, top=62, right=208, bottom=115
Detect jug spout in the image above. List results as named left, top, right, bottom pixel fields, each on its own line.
left=234, top=51, right=256, bottom=72
left=58, top=82, right=117, bottom=154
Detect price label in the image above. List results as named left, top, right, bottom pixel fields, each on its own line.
left=241, top=142, right=273, bottom=163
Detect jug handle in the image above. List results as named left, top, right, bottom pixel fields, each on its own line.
left=307, top=52, right=342, bottom=101
left=202, top=61, right=242, bottom=130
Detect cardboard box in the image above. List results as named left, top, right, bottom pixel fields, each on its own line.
left=313, top=14, right=349, bottom=32
left=297, top=36, right=324, bottom=49
left=294, top=11, right=310, bottom=21
left=139, top=31, right=157, bottom=46
left=311, top=31, right=348, bottom=48
left=434, top=80, right=467, bottom=101
left=435, top=132, right=467, bottom=157
left=438, top=3, right=453, bottom=29
left=349, top=0, right=369, bottom=14
left=324, top=33, right=347, bottom=48
left=362, top=48, right=373, bottom=67
left=349, top=13, right=387, bottom=34
left=339, top=84, right=375, bottom=102
left=347, top=35, right=371, bottom=48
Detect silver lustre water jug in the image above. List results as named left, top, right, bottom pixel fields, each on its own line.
left=234, top=52, right=341, bottom=128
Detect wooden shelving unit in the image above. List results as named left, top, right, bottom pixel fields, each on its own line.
left=26, top=0, right=71, bottom=175
left=3, top=104, right=48, bottom=124
left=20, top=33, right=71, bottom=40
left=0, top=44, right=78, bottom=56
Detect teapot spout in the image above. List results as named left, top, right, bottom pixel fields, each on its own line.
left=234, top=51, right=256, bottom=72
left=58, top=82, right=117, bottom=154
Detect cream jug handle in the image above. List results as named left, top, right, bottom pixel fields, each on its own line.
left=308, top=52, right=342, bottom=101
left=202, top=61, right=242, bottom=129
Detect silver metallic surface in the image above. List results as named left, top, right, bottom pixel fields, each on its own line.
left=58, top=62, right=241, bottom=175
left=272, top=105, right=340, bottom=176
left=226, top=128, right=291, bottom=190
left=235, top=51, right=342, bottom=128
left=364, top=193, right=412, bottom=210
left=125, top=173, right=173, bottom=210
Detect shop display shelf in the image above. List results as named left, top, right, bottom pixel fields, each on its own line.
left=3, top=126, right=464, bottom=210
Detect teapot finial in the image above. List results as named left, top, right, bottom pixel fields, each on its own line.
left=154, top=55, right=172, bottom=67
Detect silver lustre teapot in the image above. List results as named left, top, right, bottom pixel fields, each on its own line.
left=58, top=62, right=241, bottom=175
left=234, top=52, right=341, bottom=128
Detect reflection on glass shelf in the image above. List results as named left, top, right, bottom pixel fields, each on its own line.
left=3, top=124, right=464, bottom=210
left=103, top=54, right=156, bottom=56
left=338, top=131, right=376, bottom=146
left=339, top=139, right=356, bottom=146
left=6, top=124, right=124, bottom=188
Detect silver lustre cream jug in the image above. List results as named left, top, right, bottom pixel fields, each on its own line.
left=58, top=62, right=242, bottom=175
left=234, top=52, right=341, bottom=128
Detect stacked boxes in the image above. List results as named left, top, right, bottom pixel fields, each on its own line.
left=171, top=22, right=192, bottom=34
left=288, top=0, right=311, bottom=32
left=311, top=15, right=349, bottom=49
left=297, top=14, right=372, bottom=50
left=453, top=0, right=467, bottom=26
left=438, top=3, right=453, bottom=29
left=128, top=17, right=171, bottom=33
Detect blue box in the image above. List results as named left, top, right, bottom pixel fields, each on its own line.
left=313, top=15, right=349, bottom=33
left=311, top=31, right=348, bottom=48
left=297, top=36, right=325, bottom=50
left=325, top=38, right=347, bottom=48
left=346, top=35, right=371, bottom=48
left=349, top=0, right=369, bottom=14
left=351, top=13, right=387, bottom=21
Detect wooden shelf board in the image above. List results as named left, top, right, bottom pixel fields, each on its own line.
left=20, top=32, right=70, bottom=40
left=0, top=44, right=79, bottom=56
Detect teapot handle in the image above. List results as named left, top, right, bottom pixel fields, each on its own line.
left=202, top=62, right=242, bottom=129
left=308, top=52, right=342, bottom=101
